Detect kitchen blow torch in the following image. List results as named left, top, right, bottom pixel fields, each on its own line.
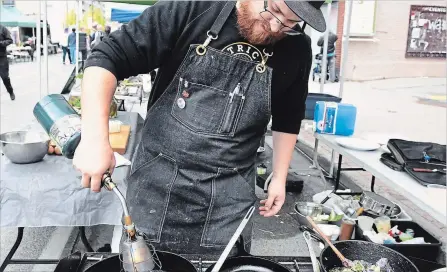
left=34, top=95, right=158, bottom=271
left=102, top=172, right=157, bottom=272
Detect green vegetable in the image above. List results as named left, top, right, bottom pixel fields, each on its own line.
left=313, top=214, right=330, bottom=222
left=328, top=210, right=344, bottom=222
left=351, top=260, right=365, bottom=271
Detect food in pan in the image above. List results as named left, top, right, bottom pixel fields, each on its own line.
left=329, top=258, right=393, bottom=272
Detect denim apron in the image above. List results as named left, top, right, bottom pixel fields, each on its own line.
left=126, top=2, right=273, bottom=255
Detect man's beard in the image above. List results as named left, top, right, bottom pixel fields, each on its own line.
left=237, top=1, right=284, bottom=45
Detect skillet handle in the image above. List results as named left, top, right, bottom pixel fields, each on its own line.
left=235, top=236, right=250, bottom=256
left=306, top=216, right=347, bottom=264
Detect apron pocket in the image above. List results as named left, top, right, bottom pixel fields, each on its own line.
left=171, top=77, right=231, bottom=136
left=127, top=152, right=178, bottom=243
left=200, top=168, right=256, bottom=247
left=219, top=83, right=246, bottom=135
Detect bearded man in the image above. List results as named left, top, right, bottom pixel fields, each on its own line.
left=74, top=0, right=326, bottom=256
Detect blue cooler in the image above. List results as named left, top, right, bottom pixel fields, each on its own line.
left=313, top=102, right=357, bottom=136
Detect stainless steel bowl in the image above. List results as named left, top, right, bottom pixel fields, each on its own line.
left=294, top=202, right=338, bottom=226
left=0, top=131, right=50, bottom=164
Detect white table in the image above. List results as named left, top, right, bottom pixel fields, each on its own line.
left=0, top=112, right=143, bottom=270
left=312, top=133, right=447, bottom=224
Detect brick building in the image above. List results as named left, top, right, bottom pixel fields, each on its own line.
left=306, top=1, right=446, bottom=81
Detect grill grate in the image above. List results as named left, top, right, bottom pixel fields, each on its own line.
left=189, top=257, right=314, bottom=272
left=79, top=252, right=315, bottom=272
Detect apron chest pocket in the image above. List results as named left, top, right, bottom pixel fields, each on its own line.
left=171, top=78, right=245, bottom=136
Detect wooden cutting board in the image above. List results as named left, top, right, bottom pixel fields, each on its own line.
left=109, top=125, right=131, bottom=155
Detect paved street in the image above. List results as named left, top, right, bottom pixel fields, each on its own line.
left=308, top=77, right=446, bottom=144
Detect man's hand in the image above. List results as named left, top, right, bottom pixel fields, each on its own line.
left=259, top=178, right=286, bottom=217
left=73, top=138, right=116, bottom=193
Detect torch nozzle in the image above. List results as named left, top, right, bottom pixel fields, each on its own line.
left=121, top=235, right=156, bottom=272
left=102, top=172, right=135, bottom=237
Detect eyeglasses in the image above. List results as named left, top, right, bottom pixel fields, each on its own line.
left=259, top=0, right=302, bottom=36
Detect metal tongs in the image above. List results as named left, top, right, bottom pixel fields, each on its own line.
left=303, top=231, right=320, bottom=272
left=211, top=206, right=255, bottom=272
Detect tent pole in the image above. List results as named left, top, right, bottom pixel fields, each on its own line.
left=320, top=1, right=332, bottom=93
left=338, top=0, right=354, bottom=99
left=76, top=0, right=81, bottom=76
left=36, top=1, right=42, bottom=99
left=43, top=0, right=49, bottom=95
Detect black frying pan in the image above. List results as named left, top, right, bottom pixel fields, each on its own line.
left=299, top=225, right=419, bottom=272
left=320, top=240, right=420, bottom=272
left=205, top=255, right=291, bottom=272
left=83, top=251, right=196, bottom=272
left=205, top=237, right=291, bottom=272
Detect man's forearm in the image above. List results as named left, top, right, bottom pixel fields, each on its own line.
left=272, top=131, right=298, bottom=184
left=81, top=67, right=117, bottom=141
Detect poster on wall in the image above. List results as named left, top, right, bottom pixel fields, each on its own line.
left=406, top=5, right=446, bottom=58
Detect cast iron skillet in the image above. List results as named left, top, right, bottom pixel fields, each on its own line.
left=320, top=240, right=419, bottom=272
left=83, top=251, right=196, bottom=272
left=205, top=256, right=291, bottom=272
left=300, top=225, right=419, bottom=272
left=205, top=238, right=291, bottom=272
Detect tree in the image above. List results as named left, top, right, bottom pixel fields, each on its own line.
left=64, top=6, right=106, bottom=34
left=81, top=6, right=106, bottom=34
left=65, top=9, right=77, bottom=28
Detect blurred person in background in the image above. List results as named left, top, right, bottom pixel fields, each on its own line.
left=0, top=24, right=15, bottom=100
left=317, top=31, right=338, bottom=82
left=79, top=27, right=88, bottom=62
left=91, top=25, right=105, bottom=49
left=90, top=23, right=98, bottom=48
left=104, top=26, right=111, bottom=37
left=61, top=28, right=72, bottom=64
left=68, top=28, right=77, bottom=64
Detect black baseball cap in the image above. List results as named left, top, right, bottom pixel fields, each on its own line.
left=284, top=1, right=326, bottom=32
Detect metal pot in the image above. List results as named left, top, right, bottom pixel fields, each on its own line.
left=0, top=131, right=49, bottom=164
left=294, top=202, right=342, bottom=227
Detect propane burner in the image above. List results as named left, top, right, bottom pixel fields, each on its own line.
left=120, top=234, right=162, bottom=272
left=102, top=172, right=159, bottom=272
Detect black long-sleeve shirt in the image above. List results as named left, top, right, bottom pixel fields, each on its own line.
left=0, top=25, right=13, bottom=57
left=85, top=1, right=312, bottom=134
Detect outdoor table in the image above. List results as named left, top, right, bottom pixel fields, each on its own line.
left=312, top=133, right=447, bottom=224
left=7, top=46, right=32, bottom=52
left=0, top=112, right=143, bottom=271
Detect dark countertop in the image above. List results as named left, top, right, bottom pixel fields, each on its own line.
left=250, top=136, right=327, bottom=259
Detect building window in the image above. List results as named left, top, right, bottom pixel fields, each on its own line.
left=348, top=0, right=377, bottom=38
left=2, top=0, right=15, bottom=6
